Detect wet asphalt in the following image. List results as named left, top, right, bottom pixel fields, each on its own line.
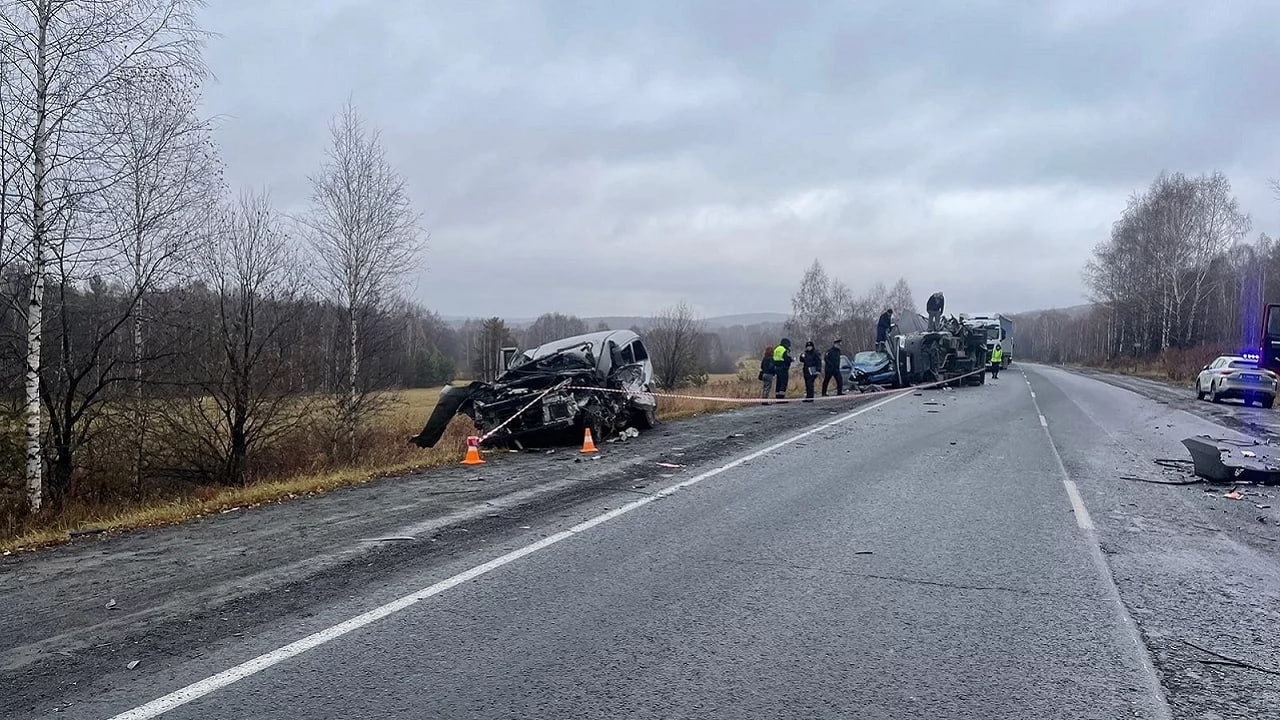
left=9, top=365, right=1280, bottom=719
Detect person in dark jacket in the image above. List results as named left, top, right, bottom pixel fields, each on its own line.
left=822, top=339, right=844, bottom=396
left=876, top=309, right=894, bottom=351
left=758, top=346, right=775, bottom=402
left=771, top=338, right=794, bottom=399
left=800, top=340, right=822, bottom=401
left=926, top=291, right=945, bottom=331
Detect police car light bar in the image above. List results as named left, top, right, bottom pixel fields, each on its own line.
left=1242, top=352, right=1260, bottom=361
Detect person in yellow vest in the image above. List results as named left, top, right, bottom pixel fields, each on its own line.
left=990, top=343, right=1004, bottom=379
left=772, top=338, right=794, bottom=399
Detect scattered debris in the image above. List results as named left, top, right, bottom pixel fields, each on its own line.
left=126, top=660, right=140, bottom=670
left=1257, top=504, right=1272, bottom=509
left=853, top=550, right=874, bottom=555
left=1181, top=436, right=1280, bottom=485
left=1122, top=474, right=1201, bottom=486
left=365, top=536, right=415, bottom=542
left=656, top=462, right=684, bottom=469
left=69, top=528, right=106, bottom=538
left=949, top=441, right=957, bottom=445
left=1224, top=490, right=1245, bottom=500
left=519, top=526, right=532, bottom=530
left=1182, top=639, right=1280, bottom=677
left=104, top=598, right=117, bottom=610
left=728, top=433, right=745, bottom=439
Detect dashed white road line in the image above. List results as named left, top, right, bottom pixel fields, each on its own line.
left=106, top=391, right=912, bottom=720
left=1021, top=368, right=1171, bottom=719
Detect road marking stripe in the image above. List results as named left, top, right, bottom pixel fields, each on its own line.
left=1030, top=391, right=1036, bottom=399
left=106, top=392, right=911, bottom=720
left=1023, top=368, right=1172, bottom=718
left=1039, top=414, right=1048, bottom=427
left=1061, top=479, right=1094, bottom=530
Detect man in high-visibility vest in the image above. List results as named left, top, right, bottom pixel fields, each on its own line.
left=772, top=339, right=794, bottom=399
left=989, top=343, right=1004, bottom=379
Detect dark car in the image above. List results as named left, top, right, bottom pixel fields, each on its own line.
left=849, top=350, right=900, bottom=389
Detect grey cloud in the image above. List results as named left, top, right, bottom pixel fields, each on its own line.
left=198, top=0, right=1280, bottom=320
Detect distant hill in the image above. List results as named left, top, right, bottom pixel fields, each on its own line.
left=1010, top=303, right=1097, bottom=320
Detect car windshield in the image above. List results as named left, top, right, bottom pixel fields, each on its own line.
left=853, top=351, right=890, bottom=366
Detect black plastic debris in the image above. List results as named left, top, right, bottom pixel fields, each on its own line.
left=1181, top=436, right=1280, bottom=485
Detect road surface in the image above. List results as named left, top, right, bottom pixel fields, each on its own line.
left=3, top=365, right=1279, bottom=719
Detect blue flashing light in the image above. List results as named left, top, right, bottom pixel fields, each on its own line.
left=1241, top=352, right=1260, bottom=362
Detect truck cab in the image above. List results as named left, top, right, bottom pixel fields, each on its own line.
left=961, top=312, right=1014, bottom=367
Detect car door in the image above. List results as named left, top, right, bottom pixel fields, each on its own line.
left=1201, top=358, right=1222, bottom=390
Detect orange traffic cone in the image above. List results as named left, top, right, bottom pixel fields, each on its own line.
left=461, top=435, right=485, bottom=465
left=580, top=428, right=599, bottom=454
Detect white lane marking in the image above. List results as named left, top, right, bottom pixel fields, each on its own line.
left=107, top=392, right=911, bottom=720
left=1061, top=479, right=1094, bottom=530
left=1039, top=414, right=1048, bottom=427
left=1030, top=391, right=1036, bottom=399
left=1022, top=368, right=1172, bottom=718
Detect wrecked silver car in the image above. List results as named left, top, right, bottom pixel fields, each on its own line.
left=410, top=330, right=658, bottom=449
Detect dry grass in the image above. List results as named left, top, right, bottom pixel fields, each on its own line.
left=2, top=373, right=814, bottom=554
left=1, top=390, right=474, bottom=553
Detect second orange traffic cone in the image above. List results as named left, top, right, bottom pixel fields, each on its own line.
left=580, top=428, right=599, bottom=454
left=461, top=435, right=485, bottom=465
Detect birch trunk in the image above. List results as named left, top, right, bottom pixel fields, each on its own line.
left=25, top=8, right=49, bottom=513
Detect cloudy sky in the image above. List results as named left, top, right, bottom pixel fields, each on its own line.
left=197, top=0, right=1280, bottom=319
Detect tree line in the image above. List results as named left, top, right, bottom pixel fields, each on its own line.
left=1016, top=171, right=1275, bottom=375
left=0, top=1, right=436, bottom=515
left=786, top=260, right=919, bottom=353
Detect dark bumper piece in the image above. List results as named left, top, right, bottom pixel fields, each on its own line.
left=1181, top=436, right=1280, bottom=484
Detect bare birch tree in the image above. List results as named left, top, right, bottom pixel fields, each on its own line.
left=299, top=100, right=422, bottom=457
left=0, top=0, right=205, bottom=511
left=101, top=70, right=220, bottom=493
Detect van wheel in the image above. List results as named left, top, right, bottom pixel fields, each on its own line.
left=1265, top=397, right=1275, bottom=410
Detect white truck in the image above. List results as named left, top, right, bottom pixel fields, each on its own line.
left=961, top=313, right=1013, bottom=367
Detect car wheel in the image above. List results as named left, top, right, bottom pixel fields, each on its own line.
left=632, top=405, right=659, bottom=430
left=1210, top=382, right=1222, bottom=403
left=1195, top=380, right=1205, bottom=401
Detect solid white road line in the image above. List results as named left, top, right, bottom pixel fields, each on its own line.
left=1022, top=368, right=1171, bottom=719
left=106, top=391, right=911, bottom=720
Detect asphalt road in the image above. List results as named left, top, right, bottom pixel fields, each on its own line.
left=5, top=365, right=1280, bottom=719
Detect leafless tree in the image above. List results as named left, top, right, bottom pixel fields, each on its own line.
left=159, top=190, right=310, bottom=486
left=648, top=302, right=705, bottom=389
left=0, top=0, right=205, bottom=511
left=99, top=70, right=220, bottom=493
left=299, top=100, right=423, bottom=456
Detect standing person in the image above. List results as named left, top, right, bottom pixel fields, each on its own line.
left=822, top=338, right=845, bottom=396
left=927, top=291, right=945, bottom=331
left=800, top=341, right=822, bottom=402
left=772, top=338, right=794, bottom=400
left=990, top=342, right=1004, bottom=379
left=758, top=346, right=775, bottom=403
left=876, top=309, right=894, bottom=352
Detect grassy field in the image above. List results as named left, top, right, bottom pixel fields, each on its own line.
left=2, top=373, right=783, bottom=553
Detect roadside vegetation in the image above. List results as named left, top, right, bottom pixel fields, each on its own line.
left=1014, top=171, right=1274, bottom=383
